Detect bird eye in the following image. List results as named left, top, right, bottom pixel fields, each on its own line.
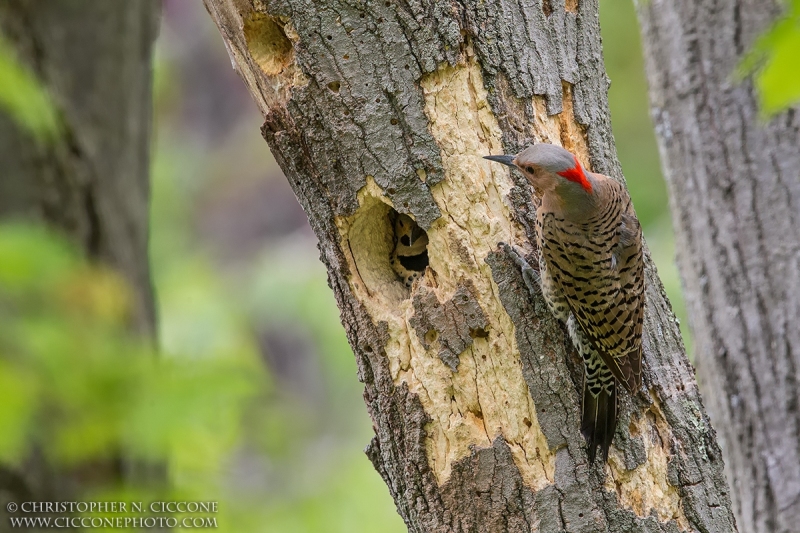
left=526, top=166, right=534, bottom=173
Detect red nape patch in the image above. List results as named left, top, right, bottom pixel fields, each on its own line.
left=557, top=156, right=593, bottom=193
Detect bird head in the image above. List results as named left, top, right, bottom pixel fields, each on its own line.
left=484, top=143, right=593, bottom=196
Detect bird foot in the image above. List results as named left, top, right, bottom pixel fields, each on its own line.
left=500, top=242, right=542, bottom=297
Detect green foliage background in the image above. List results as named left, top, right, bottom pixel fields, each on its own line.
left=0, top=35, right=58, bottom=142
left=1, top=1, right=796, bottom=531
left=739, top=0, right=800, bottom=115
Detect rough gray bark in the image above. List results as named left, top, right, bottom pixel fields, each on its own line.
left=0, top=0, right=160, bottom=506
left=205, top=0, right=737, bottom=531
left=636, top=2, right=800, bottom=532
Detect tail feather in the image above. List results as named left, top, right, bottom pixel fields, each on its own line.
left=581, top=379, right=617, bottom=463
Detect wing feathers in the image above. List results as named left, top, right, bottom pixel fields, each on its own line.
left=539, top=181, right=644, bottom=393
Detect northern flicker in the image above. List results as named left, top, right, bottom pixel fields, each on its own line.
left=485, top=143, right=644, bottom=463
left=390, top=213, right=429, bottom=287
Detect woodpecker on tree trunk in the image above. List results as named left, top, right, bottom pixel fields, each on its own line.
left=486, top=143, right=645, bottom=463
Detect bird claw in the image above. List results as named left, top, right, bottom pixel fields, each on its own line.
left=500, top=242, right=542, bottom=297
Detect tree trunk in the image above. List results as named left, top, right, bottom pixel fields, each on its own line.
left=0, top=0, right=160, bottom=503
left=204, top=0, right=737, bottom=531
left=636, top=2, right=800, bottom=532
left=0, top=0, right=160, bottom=338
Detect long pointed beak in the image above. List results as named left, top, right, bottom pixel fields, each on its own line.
left=483, top=154, right=516, bottom=167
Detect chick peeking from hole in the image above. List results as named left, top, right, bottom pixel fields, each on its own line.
left=390, top=213, right=429, bottom=287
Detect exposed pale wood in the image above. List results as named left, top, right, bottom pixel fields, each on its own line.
left=204, top=0, right=737, bottom=530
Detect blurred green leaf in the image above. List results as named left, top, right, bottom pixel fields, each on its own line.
left=738, top=0, right=800, bottom=115
left=0, top=223, right=77, bottom=291
left=0, top=361, right=38, bottom=463
left=0, top=221, right=266, bottom=493
left=0, top=35, right=60, bottom=141
left=223, top=451, right=406, bottom=533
